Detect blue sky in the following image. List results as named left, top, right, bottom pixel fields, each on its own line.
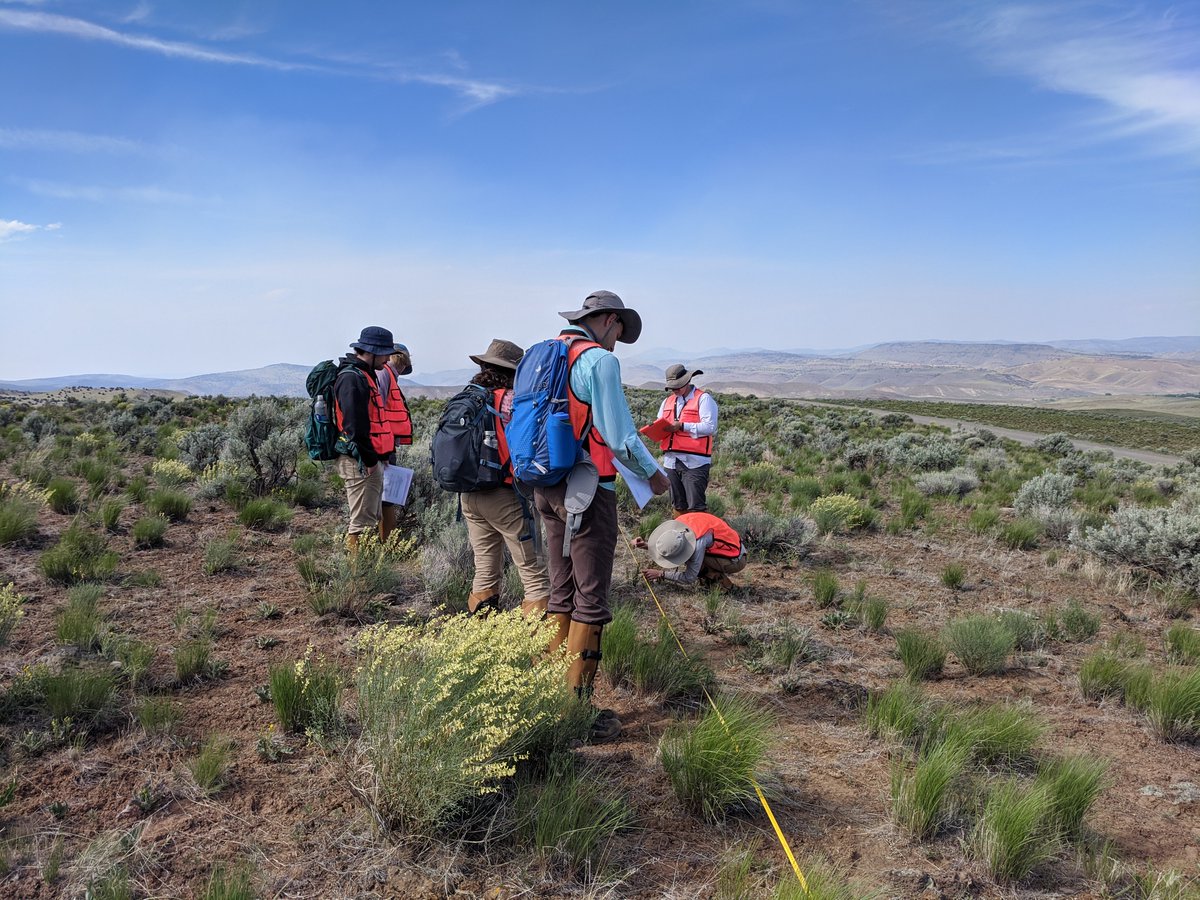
left=1, top=0, right=1197, bottom=379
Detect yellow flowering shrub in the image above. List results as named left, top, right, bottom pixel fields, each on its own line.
left=355, top=610, right=572, bottom=831
left=151, top=459, right=194, bottom=486
left=0, top=480, right=50, bottom=507
left=0, top=583, right=25, bottom=646
left=809, top=493, right=870, bottom=535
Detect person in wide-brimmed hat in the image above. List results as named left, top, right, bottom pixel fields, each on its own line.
left=456, top=339, right=552, bottom=619
left=533, top=291, right=669, bottom=743
left=652, top=363, right=718, bottom=516
left=635, top=512, right=747, bottom=590
left=375, top=342, right=415, bottom=544
left=334, top=326, right=397, bottom=551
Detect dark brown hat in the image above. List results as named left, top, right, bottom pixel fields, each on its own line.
left=469, top=338, right=524, bottom=371
left=664, top=364, right=703, bottom=390
left=557, top=290, right=642, bottom=344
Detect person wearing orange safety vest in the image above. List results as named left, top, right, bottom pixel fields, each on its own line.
left=375, top=343, right=413, bottom=544
left=655, top=364, right=718, bottom=516
left=333, top=326, right=396, bottom=552
left=636, top=512, right=747, bottom=590
left=459, top=339, right=551, bottom=619
left=533, top=291, right=670, bottom=744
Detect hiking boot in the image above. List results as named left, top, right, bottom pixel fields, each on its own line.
left=520, top=597, right=549, bottom=618
left=467, top=591, right=500, bottom=616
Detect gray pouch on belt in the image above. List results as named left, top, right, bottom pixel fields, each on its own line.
left=562, top=455, right=599, bottom=558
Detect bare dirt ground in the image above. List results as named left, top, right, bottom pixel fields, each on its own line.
left=2, top=479, right=1197, bottom=898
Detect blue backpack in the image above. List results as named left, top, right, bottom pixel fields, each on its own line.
left=508, top=337, right=588, bottom=486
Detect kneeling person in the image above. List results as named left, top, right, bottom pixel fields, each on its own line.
left=641, top=512, right=747, bottom=589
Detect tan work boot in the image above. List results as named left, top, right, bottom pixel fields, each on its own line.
left=546, top=612, right=571, bottom=655
left=345, top=532, right=360, bottom=555
left=672, top=508, right=688, bottom=519
left=467, top=591, right=500, bottom=616
left=521, top=597, right=549, bottom=618
left=565, top=620, right=621, bottom=743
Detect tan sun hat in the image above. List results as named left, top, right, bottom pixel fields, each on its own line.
left=557, top=290, right=642, bottom=344
left=664, top=364, right=703, bottom=390
left=469, top=338, right=524, bottom=371
left=647, top=519, right=697, bottom=568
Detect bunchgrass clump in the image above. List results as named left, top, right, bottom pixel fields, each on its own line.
left=856, top=595, right=888, bottom=632
left=1037, top=754, right=1108, bottom=838
left=0, top=481, right=45, bottom=544
left=46, top=477, right=81, bottom=514
left=188, top=735, right=233, bottom=795
left=238, top=498, right=293, bottom=532
left=890, top=739, right=968, bottom=839
left=55, top=583, right=105, bottom=651
left=512, top=753, right=633, bottom=873
left=136, top=696, right=182, bottom=735
left=894, top=628, right=946, bottom=681
left=308, top=534, right=406, bottom=619
left=940, top=563, right=966, bottom=590
left=132, top=516, right=169, bottom=550
left=269, top=647, right=344, bottom=735
left=355, top=610, right=575, bottom=832
left=942, top=702, right=1046, bottom=765
left=602, top=606, right=714, bottom=701
left=40, top=524, right=119, bottom=584
left=1047, top=599, right=1101, bottom=643
left=40, top=665, right=118, bottom=725
left=1144, top=668, right=1200, bottom=742
left=660, top=693, right=773, bottom=822
left=969, top=778, right=1058, bottom=882
left=201, top=863, right=256, bottom=900
left=997, top=610, right=1045, bottom=651
left=0, top=582, right=26, bottom=646
left=999, top=519, right=1042, bottom=550
left=1165, top=624, right=1200, bottom=665
left=97, top=498, right=125, bottom=532
left=810, top=570, right=839, bottom=608
left=202, top=530, right=244, bottom=576
left=772, top=856, right=871, bottom=900
left=174, top=637, right=215, bottom=683
left=1078, top=652, right=1130, bottom=701
left=865, top=680, right=930, bottom=743
left=943, top=615, right=1014, bottom=676
left=968, top=505, right=1000, bottom=534
left=809, top=493, right=867, bottom=535
left=147, top=489, right=191, bottom=522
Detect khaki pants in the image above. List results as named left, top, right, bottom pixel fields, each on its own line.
left=460, top=487, right=550, bottom=600
left=702, top=549, right=748, bottom=578
left=337, top=456, right=383, bottom=535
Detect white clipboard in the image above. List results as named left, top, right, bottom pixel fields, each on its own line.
left=610, top=456, right=664, bottom=510
left=382, top=465, right=414, bottom=506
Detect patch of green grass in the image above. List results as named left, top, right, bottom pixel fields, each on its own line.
left=1047, top=600, right=1101, bottom=643
left=238, top=498, right=293, bottom=532
left=146, top=489, right=191, bottom=522
left=997, top=610, right=1045, bottom=651
left=660, top=694, right=773, bottom=822
left=772, top=856, right=872, bottom=900
left=39, top=524, right=119, bottom=584
left=999, top=518, right=1042, bottom=550
left=46, top=477, right=80, bottom=514
left=126, top=569, right=162, bottom=588
left=810, top=570, right=839, bottom=608
left=1037, top=754, right=1108, bottom=839
left=269, top=653, right=343, bottom=735
left=188, top=735, right=233, bottom=795
left=890, top=739, right=968, bottom=839
left=968, top=506, right=1000, bottom=534
left=943, top=615, right=1013, bottom=676
left=40, top=665, right=118, bottom=725
left=1165, top=624, right=1200, bottom=665
left=1078, top=652, right=1131, bottom=701
left=603, top=606, right=714, bottom=702
left=174, top=637, right=217, bottom=683
left=131, top=515, right=169, bottom=550
left=1145, top=668, right=1200, bottom=742
left=96, top=498, right=125, bottom=532
left=55, top=583, right=104, bottom=651
left=202, top=530, right=244, bottom=576
left=895, top=629, right=946, bottom=682
left=942, top=702, right=1046, bottom=765
left=0, top=493, right=40, bottom=544
left=135, top=696, right=182, bottom=735
left=865, top=680, right=930, bottom=743
left=940, top=563, right=966, bottom=590
left=969, top=778, right=1058, bottom=883
left=201, top=862, right=257, bottom=900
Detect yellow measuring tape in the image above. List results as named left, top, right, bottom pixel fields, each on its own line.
left=619, top=526, right=809, bottom=892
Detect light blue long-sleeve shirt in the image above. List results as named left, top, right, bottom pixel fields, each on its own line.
left=563, top=326, right=662, bottom=490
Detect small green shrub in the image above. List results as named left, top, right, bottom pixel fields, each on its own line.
left=895, top=629, right=946, bottom=681
left=132, top=515, right=169, bottom=549
left=891, top=739, right=968, bottom=839
left=969, top=779, right=1058, bottom=882
left=943, top=615, right=1013, bottom=676
left=46, top=477, right=80, bottom=514
left=238, top=498, right=293, bottom=532
left=999, top=519, right=1042, bottom=550
left=1165, top=624, right=1200, bottom=665
left=810, top=570, right=839, bottom=608
left=940, top=563, right=966, bottom=590
left=147, top=489, right=191, bottom=522
left=809, top=493, right=868, bottom=535
left=660, top=694, right=773, bottom=822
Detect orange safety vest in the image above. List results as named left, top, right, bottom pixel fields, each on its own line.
left=658, top=389, right=713, bottom=456
left=563, top=334, right=617, bottom=481
left=493, top=387, right=514, bottom=486
left=381, top=362, right=413, bottom=446
left=334, top=367, right=393, bottom=458
left=677, top=512, right=742, bottom=558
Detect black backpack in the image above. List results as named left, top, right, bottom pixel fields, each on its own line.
left=430, top=384, right=505, bottom=492
left=303, top=360, right=342, bottom=461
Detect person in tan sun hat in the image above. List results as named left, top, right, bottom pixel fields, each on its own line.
left=653, top=363, right=718, bottom=517
left=457, top=339, right=552, bottom=618
left=635, top=511, right=747, bottom=590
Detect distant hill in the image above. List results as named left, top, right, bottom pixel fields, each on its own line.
left=3, top=336, right=1197, bottom=402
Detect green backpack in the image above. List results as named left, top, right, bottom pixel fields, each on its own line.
left=304, top=360, right=342, bottom=461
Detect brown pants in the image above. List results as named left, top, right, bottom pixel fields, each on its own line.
left=534, top=483, right=618, bottom=626
left=702, top=550, right=748, bottom=577
left=460, top=487, right=550, bottom=600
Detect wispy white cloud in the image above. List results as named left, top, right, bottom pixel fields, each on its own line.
left=947, top=3, right=1200, bottom=162
left=0, top=126, right=147, bottom=155
left=0, top=9, right=522, bottom=107
left=120, top=2, right=153, bottom=25
left=18, top=178, right=194, bottom=204
left=0, top=218, right=61, bottom=241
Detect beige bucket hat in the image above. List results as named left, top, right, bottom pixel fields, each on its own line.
left=647, top=519, right=697, bottom=568
left=664, top=364, right=703, bottom=390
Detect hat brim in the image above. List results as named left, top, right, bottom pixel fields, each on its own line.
left=557, top=307, right=643, bottom=344
left=350, top=342, right=394, bottom=355
left=469, top=353, right=519, bottom=371
left=647, top=520, right=697, bottom=569
left=664, top=368, right=703, bottom=390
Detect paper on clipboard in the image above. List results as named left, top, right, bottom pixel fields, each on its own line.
left=610, top=455, right=664, bottom=510
left=639, top=417, right=673, bottom=442
left=382, top=465, right=414, bottom=506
